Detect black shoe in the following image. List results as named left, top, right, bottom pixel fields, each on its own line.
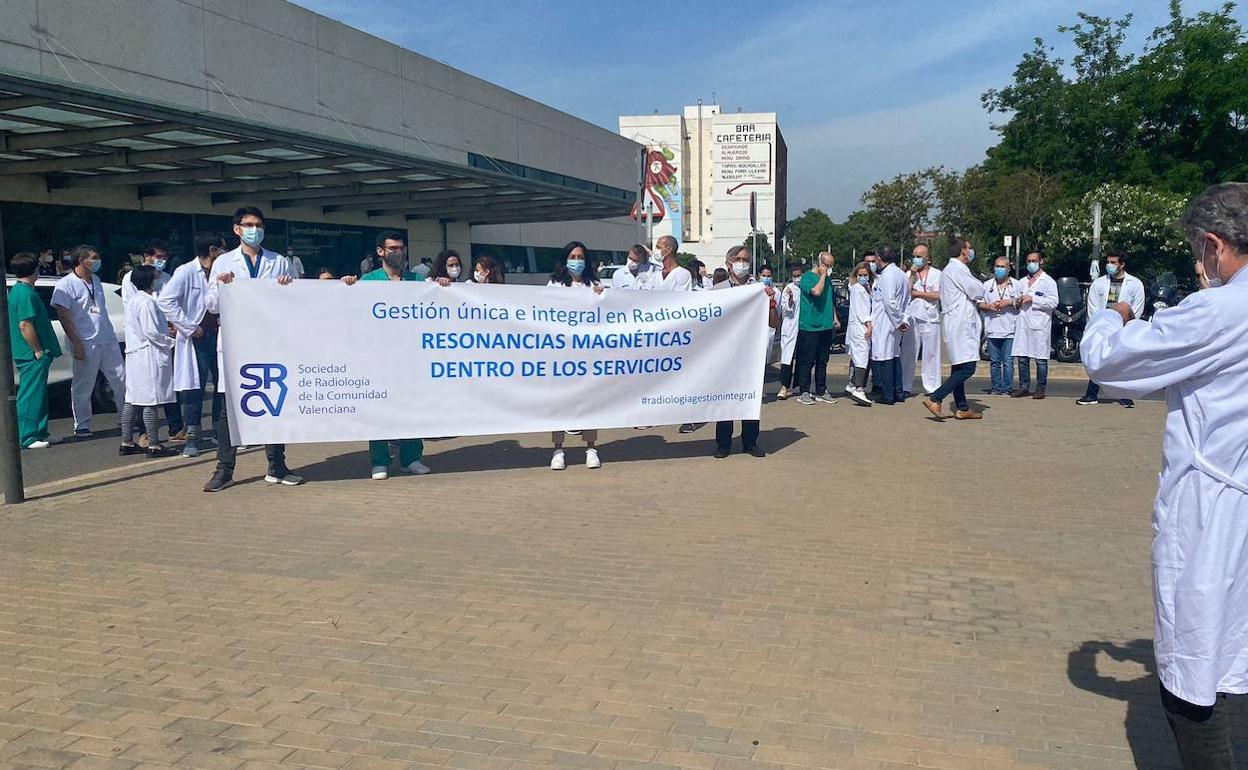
left=147, top=445, right=177, bottom=458
left=118, top=443, right=144, bottom=456
left=678, top=422, right=703, bottom=434
left=265, top=466, right=305, bottom=486
left=744, top=445, right=765, bottom=458
left=713, top=447, right=730, bottom=459
left=1076, top=397, right=1098, bottom=406
left=203, top=470, right=233, bottom=493
left=1122, top=399, right=1135, bottom=408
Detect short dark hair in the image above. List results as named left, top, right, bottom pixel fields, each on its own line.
left=11, top=252, right=38, bottom=278
left=863, top=250, right=877, bottom=258
left=232, top=206, right=265, bottom=226
left=69, top=244, right=98, bottom=267
left=130, top=265, right=158, bottom=292
left=947, top=238, right=967, bottom=259
left=1106, top=250, right=1127, bottom=263
left=1027, top=249, right=1045, bottom=261
left=376, top=230, right=405, bottom=249
left=143, top=239, right=170, bottom=257
left=194, top=232, right=226, bottom=258
left=877, top=247, right=897, bottom=263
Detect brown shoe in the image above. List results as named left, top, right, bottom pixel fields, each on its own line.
left=955, top=410, right=983, bottom=420
left=1032, top=389, right=1046, bottom=400
left=1010, top=389, right=1031, bottom=398
left=168, top=428, right=189, bottom=441
left=922, top=398, right=946, bottom=420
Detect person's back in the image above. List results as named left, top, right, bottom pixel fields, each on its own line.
left=1081, top=182, right=1248, bottom=765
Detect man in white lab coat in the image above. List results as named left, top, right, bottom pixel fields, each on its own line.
left=1078, top=251, right=1146, bottom=407
left=1011, top=250, right=1058, bottom=399
left=1081, top=183, right=1248, bottom=768
left=922, top=238, right=986, bottom=420
left=612, top=244, right=660, bottom=291
left=202, top=206, right=303, bottom=493
left=158, top=232, right=226, bottom=458
left=904, top=245, right=942, bottom=396
left=869, top=248, right=910, bottom=404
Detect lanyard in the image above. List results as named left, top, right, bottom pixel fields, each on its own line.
left=994, top=281, right=1011, bottom=301
left=79, top=275, right=96, bottom=306
left=244, top=252, right=262, bottom=279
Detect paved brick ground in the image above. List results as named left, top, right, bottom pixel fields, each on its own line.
left=3, top=395, right=1244, bottom=769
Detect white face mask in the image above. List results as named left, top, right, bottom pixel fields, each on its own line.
left=1201, top=239, right=1223, bottom=288
left=731, top=261, right=750, bottom=278
left=474, top=270, right=488, bottom=283
left=447, top=265, right=461, bottom=279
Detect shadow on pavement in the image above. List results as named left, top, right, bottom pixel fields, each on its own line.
left=1067, top=639, right=1248, bottom=768
left=296, top=427, right=809, bottom=483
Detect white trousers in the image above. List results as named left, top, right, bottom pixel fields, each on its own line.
left=908, top=320, right=943, bottom=395
left=71, top=341, right=125, bottom=431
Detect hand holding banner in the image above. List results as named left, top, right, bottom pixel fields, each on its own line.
left=218, top=281, right=768, bottom=445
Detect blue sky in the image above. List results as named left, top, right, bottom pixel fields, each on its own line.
left=296, top=0, right=1245, bottom=221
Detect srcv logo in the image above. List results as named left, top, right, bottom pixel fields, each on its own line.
left=239, top=363, right=288, bottom=417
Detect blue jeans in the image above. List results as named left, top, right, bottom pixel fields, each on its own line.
left=179, top=330, right=221, bottom=437
left=871, top=357, right=902, bottom=403
left=931, top=361, right=977, bottom=411
left=1016, top=357, right=1048, bottom=391
left=986, top=337, right=1014, bottom=393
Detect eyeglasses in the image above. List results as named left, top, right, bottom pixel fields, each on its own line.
left=381, top=247, right=406, bottom=254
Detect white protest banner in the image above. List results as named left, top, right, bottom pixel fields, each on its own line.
left=218, top=281, right=769, bottom=445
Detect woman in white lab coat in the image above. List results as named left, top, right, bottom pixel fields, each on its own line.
left=546, top=241, right=604, bottom=470
left=775, top=265, right=803, bottom=398
left=845, top=262, right=874, bottom=406
left=118, top=266, right=176, bottom=458
left=1081, top=182, right=1248, bottom=764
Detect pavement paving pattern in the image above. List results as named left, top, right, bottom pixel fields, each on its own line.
left=3, top=393, right=1244, bottom=769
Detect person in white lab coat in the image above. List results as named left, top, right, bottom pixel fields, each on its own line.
left=202, top=206, right=303, bottom=493
left=869, top=248, right=910, bottom=404
left=122, top=239, right=182, bottom=441
left=1080, top=183, right=1248, bottom=767
left=775, top=264, right=803, bottom=399
left=1078, top=251, right=1146, bottom=407
left=902, top=245, right=942, bottom=397
left=547, top=241, right=605, bottom=470
left=922, top=238, right=986, bottom=420
left=50, top=244, right=125, bottom=438
left=714, top=246, right=777, bottom=458
left=844, top=262, right=874, bottom=406
left=612, top=244, right=660, bottom=291
left=117, top=267, right=177, bottom=459
left=978, top=257, right=1022, bottom=395
left=158, top=232, right=226, bottom=458
left=1011, top=250, right=1058, bottom=399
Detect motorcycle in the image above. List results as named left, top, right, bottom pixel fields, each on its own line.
left=1143, top=271, right=1180, bottom=320
left=1052, top=276, right=1086, bottom=363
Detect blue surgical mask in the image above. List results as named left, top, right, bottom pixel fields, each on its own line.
left=994, top=267, right=1009, bottom=280
left=857, top=276, right=869, bottom=286
left=912, top=257, right=925, bottom=269
left=1106, top=263, right=1120, bottom=277
left=566, top=259, right=585, bottom=276
left=1026, top=262, right=1040, bottom=275
left=240, top=225, right=265, bottom=248
left=967, top=249, right=976, bottom=262
left=152, top=259, right=167, bottom=271
left=868, top=262, right=878, bottom=274
left=761, top=276, right=773, bottom=287
left=88, top=259, right=102, bottom=274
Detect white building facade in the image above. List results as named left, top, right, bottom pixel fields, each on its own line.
left=619, top=106, right=787, bottom=265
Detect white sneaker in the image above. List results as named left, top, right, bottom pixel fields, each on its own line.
left=585, top=448, right=601, bottom=469
left=550, top=449, right=566, bottom=471
left=370, top=466, right=389, bottom=480
left=404, top=460, right=431, bottom=475
left=25, top=440, right=50, bottom=450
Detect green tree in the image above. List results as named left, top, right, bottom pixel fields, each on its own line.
left=861, top=170, right=938, bottom=253
left=1046, top=183, right=1189, bottom=277
left=828, top=210, right=887, bottom=270
left=785, top=208, right=837, bottom=264
left=745, top=232, right=775, bottom=265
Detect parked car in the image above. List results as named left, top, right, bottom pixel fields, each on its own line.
left=6, top=274, right=126, bottom=408
left=831, top=278, right=849, bottom=352
left=598, top=264, right=627, bottom=288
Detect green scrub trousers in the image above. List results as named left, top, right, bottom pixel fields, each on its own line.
left=369, top=438, right=424, bottom=468
left=15, top=355, right=53, bottom=447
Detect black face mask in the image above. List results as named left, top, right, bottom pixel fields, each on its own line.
left=382, top=252, right=405, bottom=270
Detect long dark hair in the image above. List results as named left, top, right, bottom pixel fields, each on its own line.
left=549, top=240, right=599, bottom=286
left=431, top=249, right=462, bottom=280
left=474, top=255, right=505, bottom=284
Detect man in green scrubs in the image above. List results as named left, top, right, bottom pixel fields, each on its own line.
left=343, top=231, right=432, bottom=479
left=8, top=253, right=63, bottom=449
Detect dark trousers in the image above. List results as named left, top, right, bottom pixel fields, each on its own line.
left=795, top=329, right=833, bottom=395
left=213, top=392, right=286, bottom=475
left=1162, top=683, right=1235, bottom=769
left=1084, top=380, right=1134, bottom=406
left=779, top=363, right=796, bottom=390
left=850, top=364, right=868, bottom=389
left=179, top=331, right=222, bottom=437
left=716, top=420, right=760, bottom=452
left=931, top=361, right=977, bottom=411
left=871, top=357, right=902, bottom=403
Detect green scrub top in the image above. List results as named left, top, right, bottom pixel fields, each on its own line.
left=8, top=281, right=61, bottom=361
left=361, top=267, right=423, bottom=282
